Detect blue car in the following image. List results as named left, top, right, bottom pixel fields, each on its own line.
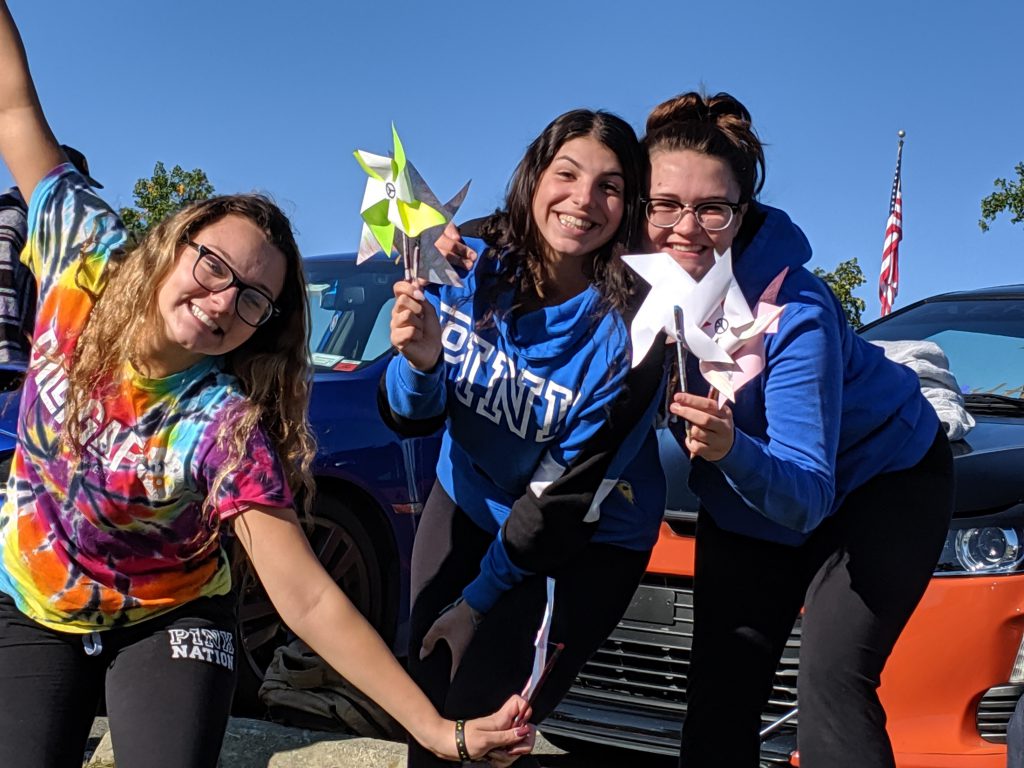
left=0, top=366, right=20, bottom=474
left=234, top=251, right=439, bottom=700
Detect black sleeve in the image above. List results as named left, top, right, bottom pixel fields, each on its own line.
left=499, top=334, right=668, bottom=573
left=376, top=358, right=447, bottom=438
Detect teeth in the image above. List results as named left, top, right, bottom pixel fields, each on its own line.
left=190, top=303, right=219, bottom=332
left=558, top=214, right=593, bottom=231
left=669, top=245, right=703, bottom=253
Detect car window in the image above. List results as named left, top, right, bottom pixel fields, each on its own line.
left=304, top=257, right=402, bottom=372
left=860, top=297, right=1024, bottom=398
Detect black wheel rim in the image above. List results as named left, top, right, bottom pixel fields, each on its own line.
left=237, top=512, right=375, bottom=682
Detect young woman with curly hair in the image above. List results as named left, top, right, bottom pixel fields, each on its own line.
left=0, top=5, right=531, bottom=767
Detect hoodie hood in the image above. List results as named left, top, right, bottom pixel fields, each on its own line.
left=468, top=239, right=611, bottom=364
left=732, top=203, right=813, bottom=306
left=498, top=285, right=607, bottom=363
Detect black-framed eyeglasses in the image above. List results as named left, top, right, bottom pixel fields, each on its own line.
left=184, top=240, right=279, bottom=327
left=643, top=198, right=741, bottom=232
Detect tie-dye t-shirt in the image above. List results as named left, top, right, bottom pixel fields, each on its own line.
left=0, top=164, right=293, bottom=633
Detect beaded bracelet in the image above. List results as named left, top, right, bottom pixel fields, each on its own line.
left=454, top=718, right=470, bottom=761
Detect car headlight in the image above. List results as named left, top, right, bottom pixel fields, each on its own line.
left=934, top=505, right=1024, bottom=576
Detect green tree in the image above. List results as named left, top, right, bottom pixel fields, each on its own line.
left=118, top=162, right=214, bottom=244
left=813, top=257, right=867, bottom=328
left=979, top=162, right=1024, bottom=231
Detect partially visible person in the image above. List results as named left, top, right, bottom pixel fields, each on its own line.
left=0, top=143, right=98, bottom=375
left=1009, top=694, right=1024, bottom=768
left=383, top=109, right=667, bottom=768
left=0, top=3, right=531, bottom=767
left=642, top=91, right=954, bottom=768
left=0, top=181, right=29, bottom=371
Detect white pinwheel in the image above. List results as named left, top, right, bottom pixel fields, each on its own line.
left=623, top=249, right=785, bottom=402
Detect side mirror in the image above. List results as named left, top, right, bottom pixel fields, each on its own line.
left=320, top=286, right=366, bottom=310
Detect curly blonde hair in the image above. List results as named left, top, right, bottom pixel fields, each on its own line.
left=62, top=195, right=316, bottom=516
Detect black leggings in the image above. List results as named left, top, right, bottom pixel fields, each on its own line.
left=407, top=483, right=651, bottom=768
left=679, top=428, right=954, bottom=768
left=0, top=591, right=238, bottom=768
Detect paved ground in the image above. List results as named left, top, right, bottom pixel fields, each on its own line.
left=83, top=717, right=677, bottom=767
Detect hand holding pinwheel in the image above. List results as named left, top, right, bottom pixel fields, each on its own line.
left=390, top=278, right=442, bottom=372
left=669, top=391, right=735, bottom=462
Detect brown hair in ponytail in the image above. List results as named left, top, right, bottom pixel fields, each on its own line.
left=644, top=91, right=766, bottom=203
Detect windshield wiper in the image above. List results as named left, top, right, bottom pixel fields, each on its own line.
left=964, top=392, right=1024, bottom=414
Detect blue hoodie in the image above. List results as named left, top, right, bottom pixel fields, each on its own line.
left=688, top=205, right=939, bottom=546
left=384, top=238, right=666, bottom=612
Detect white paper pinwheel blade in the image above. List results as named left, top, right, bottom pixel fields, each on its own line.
left=522, top=577, right=557, bottom=703
left=357, top=225, right=391, bottom=264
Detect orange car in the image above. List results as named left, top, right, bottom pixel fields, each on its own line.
left=543, top=285, right=1024, bottom=766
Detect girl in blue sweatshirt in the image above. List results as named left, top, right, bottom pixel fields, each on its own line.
left=647, top=92, right=954, bottom=768
left=382, top=109, right=667, bottom=767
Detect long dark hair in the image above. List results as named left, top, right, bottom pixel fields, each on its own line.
left=478, top=109, right=644, bottom=317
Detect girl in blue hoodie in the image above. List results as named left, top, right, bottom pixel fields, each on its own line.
left=646, top=92, right=955, bottom=768
left=382, top=109, right=667, bottom=767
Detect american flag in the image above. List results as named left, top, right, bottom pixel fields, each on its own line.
left=879, top=136, right=904, bottom=316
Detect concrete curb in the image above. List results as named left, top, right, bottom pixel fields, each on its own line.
left=86, top=718, right=408, bottom=768
left=84, top=718, right=575, bottom=767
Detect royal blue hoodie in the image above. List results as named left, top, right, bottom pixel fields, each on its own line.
left=687, top=205, right=939, bottom=546
left=383, top=238, right=666, bottom=612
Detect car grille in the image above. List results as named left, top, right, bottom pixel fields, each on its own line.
left=978, top=683, right=1024, bottom=744
left=567, top=575, right=801, bottom=729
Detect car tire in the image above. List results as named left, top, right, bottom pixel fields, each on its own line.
left=233, top=490, right=396, bottom=714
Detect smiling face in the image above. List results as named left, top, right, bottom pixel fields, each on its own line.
left=644, top=149, right=746, bottom=280
left=150, top=214, right=287, bottom=375
left=530, top=135, right=626, bottom=262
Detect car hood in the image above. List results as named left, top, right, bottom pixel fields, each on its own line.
left=656, top=416, right=1024, bottom=519
left=950, top=415, right=1024, bottom=514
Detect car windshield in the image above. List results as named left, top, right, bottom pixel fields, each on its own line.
left=304, top=256, right=402, bottom=372
left=859, top=296, right=1024, bottom=401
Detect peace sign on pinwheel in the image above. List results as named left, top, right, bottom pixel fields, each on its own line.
left=354, top=124, right=447, bottom=264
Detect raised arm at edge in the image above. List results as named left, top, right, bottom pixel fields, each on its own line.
left=0, top=2, right=63, bottom=199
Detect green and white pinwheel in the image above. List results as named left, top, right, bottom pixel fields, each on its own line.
left=354, top=124, right=447, bottom=264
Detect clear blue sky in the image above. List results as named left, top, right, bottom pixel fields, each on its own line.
left=3, top=0, right=1021, bottom=320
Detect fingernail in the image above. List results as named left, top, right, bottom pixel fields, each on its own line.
left=514, top=726, right=530, bottom=738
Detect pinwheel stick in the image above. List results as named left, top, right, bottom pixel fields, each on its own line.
left=399, top=232, right=416, bottom=282
left=672, top=305, right=690, bottom=432
left=672, top=305, right=688, bottom=394
left=517, top=642, right=565, bottom=720
left=401, top=232, right=409, bottom=281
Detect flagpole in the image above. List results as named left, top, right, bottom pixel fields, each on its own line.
left=878, top=131, right=905, bottom=317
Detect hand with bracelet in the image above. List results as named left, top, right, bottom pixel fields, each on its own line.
left=428, top=696, right=533, bottom=766
left=420, top=596, right=484, bottom=682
